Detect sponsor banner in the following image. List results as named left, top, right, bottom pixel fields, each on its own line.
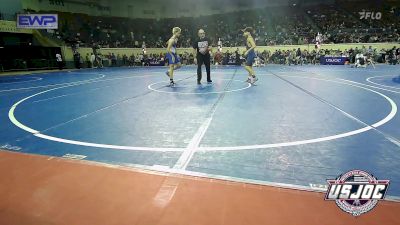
left=17, top=14, right=58, bottom=29
left=320, top=56, right=348, bottom=65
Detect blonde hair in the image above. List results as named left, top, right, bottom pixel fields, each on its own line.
left=243, top=27, right=254, bottom=34
left=172, top=27, right=181, bottom=35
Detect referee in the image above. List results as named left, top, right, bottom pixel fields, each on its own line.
left=193, top=29, right=212, bottom=84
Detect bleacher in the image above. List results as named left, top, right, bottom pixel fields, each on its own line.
left=34, top=1, right=398, bottom=49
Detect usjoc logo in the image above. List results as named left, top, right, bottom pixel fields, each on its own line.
left=17, top=14, right=58, bottom=29
left=325, top=170, right=389, bottom=217
left=326, top=58, right=341, bottom=63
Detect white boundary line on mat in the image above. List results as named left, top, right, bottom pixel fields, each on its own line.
left=366, top=75, right=400, bottom=90
left=8, top=75, right=397, bottom=152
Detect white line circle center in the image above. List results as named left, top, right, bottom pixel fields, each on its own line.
left=148, top=79, right=251, bottom=94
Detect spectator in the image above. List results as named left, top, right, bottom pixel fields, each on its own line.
left=56, top=53, right=63, bottom=70
left=90, top=53, right=96, bottom=68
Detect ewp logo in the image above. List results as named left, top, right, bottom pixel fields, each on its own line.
left=17, top=14, right=58, bottom=29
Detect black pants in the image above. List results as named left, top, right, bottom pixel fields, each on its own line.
left=57, top=61, right=63, bottom=70
left=197, top=53, right=211, bottom=82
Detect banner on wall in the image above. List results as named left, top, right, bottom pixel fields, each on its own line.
left=17, top=14, right=58, bottom=29
left=320, top=56, right=349, bottom=65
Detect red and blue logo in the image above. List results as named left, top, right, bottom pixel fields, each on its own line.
left=325, top=170, right=390, bottom=216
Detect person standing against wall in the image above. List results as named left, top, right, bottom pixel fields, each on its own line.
left=56, top=53, right=63, bottom=70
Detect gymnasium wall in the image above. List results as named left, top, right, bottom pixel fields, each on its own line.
left=21, top=0, right=113, bottom=17
left=111, top=0, right=287, bottom=19
left=21, top=0, right=273, bottom=18
left=0, top=20, right=32, bottom=34
left=0, top=0, right=22, bottom=18
left=20, top=0, right=335, bottom=19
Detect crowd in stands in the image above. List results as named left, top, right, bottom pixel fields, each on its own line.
left=15, top=0, right=400, bottom=68
left=22, top=0, right=398, bottom=50
left=74, top=51, right=167, bottom=68
left=77, top=45, right=399, bottom=69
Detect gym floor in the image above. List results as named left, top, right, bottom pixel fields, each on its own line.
left=0, top=65, right=399, bottom=224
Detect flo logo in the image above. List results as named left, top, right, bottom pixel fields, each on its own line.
left=359, top=11, right=382, bottom=20
left=325, top=170, right=389, bottom=217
